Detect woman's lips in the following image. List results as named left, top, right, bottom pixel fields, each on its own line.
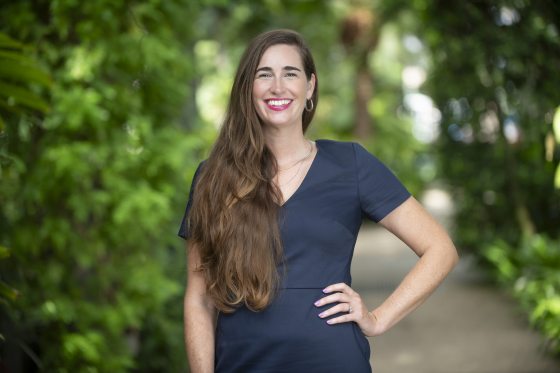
left=265, top=99, right=292, bottom=111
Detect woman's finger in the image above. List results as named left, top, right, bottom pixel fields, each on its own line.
left=314, top=292, right=350, bottom=307
left=317, top=302, right=352, bottom=319
left=322, top=283, right=355, bottom=295
left=325, top=313, right=353, bottom=325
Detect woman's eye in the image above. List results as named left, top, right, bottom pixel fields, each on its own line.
left=257, top=73, right=272, bottom=79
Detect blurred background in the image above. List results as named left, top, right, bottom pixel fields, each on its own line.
left=0, top=0, right=559, bottom=371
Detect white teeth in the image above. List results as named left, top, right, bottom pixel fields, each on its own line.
left=268, top=99, right=291, bottom=106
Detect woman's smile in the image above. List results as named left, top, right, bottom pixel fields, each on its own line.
left=265, top=98, right=293, bottom=111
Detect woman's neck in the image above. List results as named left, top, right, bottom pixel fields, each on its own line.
left=264, top=129, right=310, bottom=164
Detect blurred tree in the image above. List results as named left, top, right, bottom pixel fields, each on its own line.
left=0, top=32, right=50, bottom=130
left=413, top=0, right=560, bottom=249
left=411, top=0, right=560, bottom=354
left=0, top=0, right=205, bottom=371
left=0, top=31, right=50, bottom=313
left=339, top=0, right=409, bottom=140
left=341, top=6, right=380, bottom=139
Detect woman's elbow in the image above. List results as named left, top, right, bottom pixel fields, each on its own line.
left=445, top=241, right=460, bottom=272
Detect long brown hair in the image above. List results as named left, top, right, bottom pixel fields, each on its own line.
left=188, top=29, right=318, bottom=312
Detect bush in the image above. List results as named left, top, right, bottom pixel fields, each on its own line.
left=484, top=234, right=560, bottom=354
left=0, top=2, right=205, bottom=370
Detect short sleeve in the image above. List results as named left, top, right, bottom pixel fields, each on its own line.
left=178, top=161, right=205, bottom=240
left=352, top=143, right=411, bottom=222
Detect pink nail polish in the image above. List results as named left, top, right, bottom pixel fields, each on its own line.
left=318, top=312, right=325, bottom=318
left=326, top=319, right=333, bottom=324
left=314, top=301, right=320, bottom=306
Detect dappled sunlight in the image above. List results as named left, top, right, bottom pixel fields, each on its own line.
left=194, top=40, right=233, bottom=129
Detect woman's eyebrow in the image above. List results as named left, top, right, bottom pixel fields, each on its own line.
left=256, top=66, right=303, bottom=73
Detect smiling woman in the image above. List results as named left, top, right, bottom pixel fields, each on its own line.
left=179, top=29, right=458, bottom=373
left=252, top=48, right=314, bottom=128
left=251, top=43, right=317, bottom=195
left=252, top=44, right=315, bottom=132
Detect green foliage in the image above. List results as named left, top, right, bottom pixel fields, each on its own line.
left=414, top=0, right=560, bottom=249
left=0, top=246, right=18, bottom=304
left=0, top=0, right=206, bottom=370
left=0, top=31, right=50, bottom=130
left=483, top=235, right=560, bottom=354
left=412, top=0, right=560, bottom=354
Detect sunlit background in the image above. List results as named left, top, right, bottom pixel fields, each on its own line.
left=1, top=0, right=559, bottom=371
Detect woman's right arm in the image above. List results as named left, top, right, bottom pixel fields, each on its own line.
left=184, top=241, right=217, bottom=373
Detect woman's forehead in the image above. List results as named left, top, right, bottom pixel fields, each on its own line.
left=257, top=44, right=303, bottom=69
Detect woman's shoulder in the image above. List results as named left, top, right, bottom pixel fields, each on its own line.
left=315, top=139, right=355, bottom=152
left=315, top=139, right=367, bottom=160
left=315, top=139, right=392, bottom=174
left=314, top=139, right=364, bottom=170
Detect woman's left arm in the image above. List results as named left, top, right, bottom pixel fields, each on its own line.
left=316, top=196, right=459, bottom=336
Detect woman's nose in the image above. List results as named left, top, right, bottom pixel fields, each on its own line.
left=270, top=77, right=285, bottom=94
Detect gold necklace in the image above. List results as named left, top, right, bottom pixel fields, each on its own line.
left=277, top=140, right=313, bottom=172
left=276, top=141, right=314, bottom=187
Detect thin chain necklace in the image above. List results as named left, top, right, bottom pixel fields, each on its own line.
left=277, top=140, right=314, bottom=171
left=276, top=140, right=314, bottom=187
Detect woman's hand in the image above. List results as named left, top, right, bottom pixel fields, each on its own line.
left=314, top=198, right=458, bottom=340
left=314, top=282, right=383, bottom=337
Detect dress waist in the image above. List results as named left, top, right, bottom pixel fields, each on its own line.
left=280, top=286, right=325, bottom=289
left=279, top=281, right=350, bottom=290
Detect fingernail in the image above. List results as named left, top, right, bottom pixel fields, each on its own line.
left=322, top=288, right=329, bottom=293
left=314, top=300, right=321, bottom=306
left=318, top=312, right=325, bottom=318
left=326, top=319, right=333, bottom=324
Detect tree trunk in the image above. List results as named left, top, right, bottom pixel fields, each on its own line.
left=354, top=58, right=374, bottom=139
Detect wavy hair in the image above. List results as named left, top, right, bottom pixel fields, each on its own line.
left=188, top=29, right=318, bottom=312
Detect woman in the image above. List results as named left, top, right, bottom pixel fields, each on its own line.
left=179, top=29, right=458, bottom=373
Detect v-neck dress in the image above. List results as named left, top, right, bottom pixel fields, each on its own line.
left=178, top=139, right=411, bottom=373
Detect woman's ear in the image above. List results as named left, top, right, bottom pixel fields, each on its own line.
left=307, top=73, right=316, bottom=99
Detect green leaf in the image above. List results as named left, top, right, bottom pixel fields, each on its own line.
left=0, top=281, right=18, bottom=302
left=0, top=50, right=30, bottom=61
left=555, top=163, right=560, bottom=189
left=0, top=32, right=23, bottom=50
left=0, top=245, right=9, bottom=259
left=0, top=81, right=49, bottom=112
left=63, top=332, right=103, bottom=363
left=531, top=297, right=560, bottom=322
left=0, top=58, right=51, bottom=86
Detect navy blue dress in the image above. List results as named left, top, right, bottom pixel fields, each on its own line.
left=179, top=140, right=410, bottom=373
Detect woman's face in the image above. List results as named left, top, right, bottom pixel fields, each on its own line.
left=252, top=44, right=315, bottom=131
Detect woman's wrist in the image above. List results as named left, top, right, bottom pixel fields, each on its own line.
left=367, top=309, right=386, bottom=337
